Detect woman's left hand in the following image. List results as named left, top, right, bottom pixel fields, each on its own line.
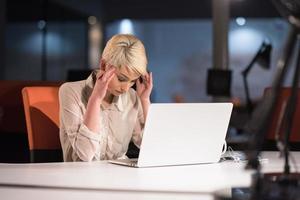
left=136, top=72, right=153, bottom=101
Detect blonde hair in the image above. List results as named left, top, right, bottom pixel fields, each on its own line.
left=101, top=34, right=148, bottom=75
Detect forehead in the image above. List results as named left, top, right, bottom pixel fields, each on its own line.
left=117, top=66, right=140, bottom=80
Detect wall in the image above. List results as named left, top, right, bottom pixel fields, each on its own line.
left=106, top=19, right=290, bottom=103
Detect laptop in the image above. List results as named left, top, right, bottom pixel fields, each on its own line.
left=109, top=103, right=233, bottom=168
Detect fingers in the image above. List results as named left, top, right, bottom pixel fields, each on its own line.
left=99, top=67, right=116, bottom=81
left=142, top=71, right=153, bottom=86
left=136, top=78, right=141, bottom=86
left=99, top=59, right=106, bottom=70
left=105, top=67, right=116, bottom=79
left=149, top=72, right=153, bottom=86
left=106, top=71, right=115, bottom=83
left=136, top=72, right=153, bottom=96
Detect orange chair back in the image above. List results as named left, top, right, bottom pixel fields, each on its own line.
left=22, top=87, right=61, bottom=151
left=0, top=80, right=62, bottom=134
left=265, top=87, right=300, bottom=142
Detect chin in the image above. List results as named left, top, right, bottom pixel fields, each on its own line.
left=113, top=91, right=123, bottom=96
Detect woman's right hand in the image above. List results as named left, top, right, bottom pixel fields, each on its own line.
left=91, top=67, right=116, bottom=102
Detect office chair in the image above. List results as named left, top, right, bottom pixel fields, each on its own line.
left=22, top=86, right=63, bottom=162
left=264, top=87, right=300, bottom=150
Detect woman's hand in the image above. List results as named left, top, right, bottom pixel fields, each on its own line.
left=91, top=67, right=116, bottom=102
left=136, top=72, right=153, bottom=102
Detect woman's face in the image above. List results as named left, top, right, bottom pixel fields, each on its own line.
left=107, top=65, right=140, bottom=96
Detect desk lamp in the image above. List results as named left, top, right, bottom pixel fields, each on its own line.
left=214, top=1, right=300, bottom=199
left=241, top=40, right=272, bottom=113
left=244, top=0, right=300, bottom=199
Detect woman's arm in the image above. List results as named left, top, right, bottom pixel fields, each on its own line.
left=132, top=72, right=153, bottom=147
left=140, top=99, right=151, bottom=121
left=59, top=68, right=115, bottom=162
left=83, top=67, right=115, bottom=133
left=59, top=84, right=102, bottom=162
left=136, top=72, right=153, bottom=120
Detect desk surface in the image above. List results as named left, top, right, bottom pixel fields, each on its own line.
left=0, top=151, right=299, bottom=200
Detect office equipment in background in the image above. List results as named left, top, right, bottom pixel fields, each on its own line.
left=242, top=0, right=300, bottom=199
left=241, top=39, right=272, bottom=114
left=206, top=69, right=232, bottom=97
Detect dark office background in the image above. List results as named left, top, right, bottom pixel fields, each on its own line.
left=2, top=0, right=294, bottom=102
left=1, top=0, right=299, bottom=162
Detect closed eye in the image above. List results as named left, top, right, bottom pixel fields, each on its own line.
left=118, top=76, right=138, bottom=83
left=117, top=76, right=127, bottom=82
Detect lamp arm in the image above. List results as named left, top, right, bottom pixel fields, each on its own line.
left=242, top=73, right=253, bottom=113
left=241, top=51, right=261, bottom=113
left=242, top=51, right=260, bottom=76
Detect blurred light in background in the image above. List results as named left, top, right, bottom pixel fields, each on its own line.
left=88, top=17, right=103, bottom=69
left=229, top=28, right=263, bottom=54
left=22, top=32, right=42, bottom=54
left=46, top=32, right=73, bottom=55
left=22, top=32, right=74, bottom=56
left=88, top=16, right=97, bottom=26
left=236, top=17, right=246, bottom=26
left=119, top=19, right=134, bottom=34
left=37, top=20, right=46, bottom=30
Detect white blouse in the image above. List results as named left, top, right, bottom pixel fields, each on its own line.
left=59, top=71, right=144, bottom=162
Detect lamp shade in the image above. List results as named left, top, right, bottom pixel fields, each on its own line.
left=256, top=41, right=272, bottom=70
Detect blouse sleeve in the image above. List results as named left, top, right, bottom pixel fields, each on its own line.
left=59, top=83, right=103, bottom=161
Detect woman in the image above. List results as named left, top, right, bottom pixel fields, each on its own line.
left=59, top=34, right=153, bottom=162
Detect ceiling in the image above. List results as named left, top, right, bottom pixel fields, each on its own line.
left=7, top=0, right=281, bottom=23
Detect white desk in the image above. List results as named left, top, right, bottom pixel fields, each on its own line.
left=0, top=152, right=299, bottom=200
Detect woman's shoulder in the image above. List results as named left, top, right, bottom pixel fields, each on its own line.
left=59, top=80, right=85, bottom=98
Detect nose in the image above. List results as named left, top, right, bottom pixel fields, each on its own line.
left=121, top=82, right=132, bottom=92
